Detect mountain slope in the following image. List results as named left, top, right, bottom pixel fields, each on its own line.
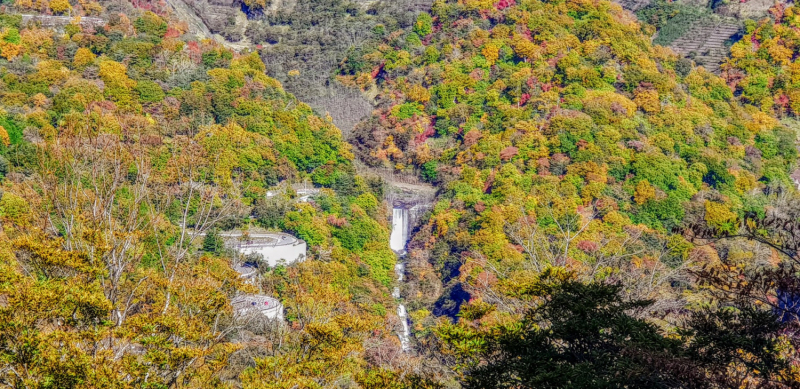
left=338, top=0, right=798, bottom=340
left=0, top=8, right=415, bottom=387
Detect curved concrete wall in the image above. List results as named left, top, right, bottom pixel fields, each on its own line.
left=224, top=232, right=308, bottom=267
left=231, top=294, right=284, bottom=321
left=237, top=239, right=307, bottom=267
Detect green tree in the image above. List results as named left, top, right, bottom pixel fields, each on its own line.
left=437, top=271, right=789, bottom=389
left=135, top=80, right=165, bottom=103
left=133, top=12, right=168, bottom=38
left=202, top=228, right=225, bottom=255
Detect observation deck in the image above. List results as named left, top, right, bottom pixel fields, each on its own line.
left=231, top=294, right=283, bottom=320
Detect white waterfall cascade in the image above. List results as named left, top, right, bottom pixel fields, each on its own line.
left=397, top=303, right=410, bottom=351
left=390, top=207, right=412, bottom=351
left=390, top=208, right=409, bottom=253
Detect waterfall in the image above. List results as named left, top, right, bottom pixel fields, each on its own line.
left=390, top=207, right=412, bottom=351
left=397, top=302, right=410, bottom=351
left=395, top=262, right=405, bottom=282
left=389, top=208, right=408, bottom=253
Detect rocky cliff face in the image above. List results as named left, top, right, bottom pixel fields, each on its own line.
left=183, top=0, right=247, bottom=41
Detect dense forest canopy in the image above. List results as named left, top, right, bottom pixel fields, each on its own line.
left=0, top=0, right=798, bottom=387
left=338, top=0, right=800, bottom=385
left=0, top=5, right=410, bottom=388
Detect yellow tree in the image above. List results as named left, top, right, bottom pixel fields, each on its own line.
left=49, top=0, right=71, bottom=15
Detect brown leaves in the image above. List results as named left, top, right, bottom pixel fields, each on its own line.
left=499, top=146, right=518, bottom=161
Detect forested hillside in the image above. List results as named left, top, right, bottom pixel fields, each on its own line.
left=723, top=5, right=800, bottom=117
left=338, top=0, right=800, bottom=386
left=0, top=0, right=800, bottom=387
left=0, top=7, right=430, bottom=388
left=246, top=0, right=432, bottom=133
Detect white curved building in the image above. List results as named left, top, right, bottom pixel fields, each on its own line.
left=233, top=233, right=307, bottom=267
left=231, top=294, right=284, bottom=321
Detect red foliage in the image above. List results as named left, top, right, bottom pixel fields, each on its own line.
left=770, top=3, right=786, bottom=20
left=186, top=41, right=202, bottom=63
left=371, top=62, right=386, bottom=79
left=476, top=271, right=498, bottom=287
left=776, top=93, right=790, bottom=108
left=499, top=146, right=518, bottom=161
left=518, top=25, right=532, bottom=41
left=415, top=122, right=436, bottom=144
left=547, top=53, right=565, bottom=67
left=723, top=68, right=745, bottom=89
left=327, top=215, right=348, bottom=227
left=131, top=0, right=168, bottom=13
left=751, top=35, right=760, bottom=50
left=495, top=0, right=516, bottom=10
left=483, top=170, right=496, bottom=193
left=576, top=240, right=599, bottom=253
left=463, top=129, right=482, bottom=147
left=520, top=93, right=530, bottom=106
left=164, top=26, right=181, bottom=39
left=470, top=68, right=484, bottom=81
left=537, top=158, right=550, bottom=176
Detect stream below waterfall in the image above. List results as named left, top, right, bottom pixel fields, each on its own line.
left=390, top=207, right=411, bottom=351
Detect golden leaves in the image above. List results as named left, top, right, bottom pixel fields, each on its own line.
left=0, top=27, right=21, bottom=60
left=634, top=88, right=661, bottom=114
left=98, top=60, right=136, bottom=89
left=406, top=84, right=431, bottom=103
left=704, top=200, right=739, bottom=233
left=481, top=43, right=500, bottom=65
left=634, top=180, right=655, bottom=205
left=0, top=125, right=10, bottom=147
left=0, top=191, right=30, bottom=227
left=73, top=47, right=96, bottom=69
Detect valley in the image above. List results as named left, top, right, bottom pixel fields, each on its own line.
left=0, top=0, right=799, bottom=387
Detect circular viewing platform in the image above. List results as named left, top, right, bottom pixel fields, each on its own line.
left=231, top=294, right=283, bottom=320
left=232, top=232, right=300, bottom=247
left=221, top=232, right=308, bottom=267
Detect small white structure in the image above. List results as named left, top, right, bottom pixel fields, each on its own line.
left=231, top=294, right=284, bottom=320
left=296, top=188, right=321, bottom=202
left=266, top=182, right=321, bottom=202
left=233, top=262, right=258, bottom=284
left=234, top=233, right=307, bottom=267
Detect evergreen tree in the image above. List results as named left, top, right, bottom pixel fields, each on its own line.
left=437, top=271, right=790, bottom=389
left=203, top=229, right=225, bottom=255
